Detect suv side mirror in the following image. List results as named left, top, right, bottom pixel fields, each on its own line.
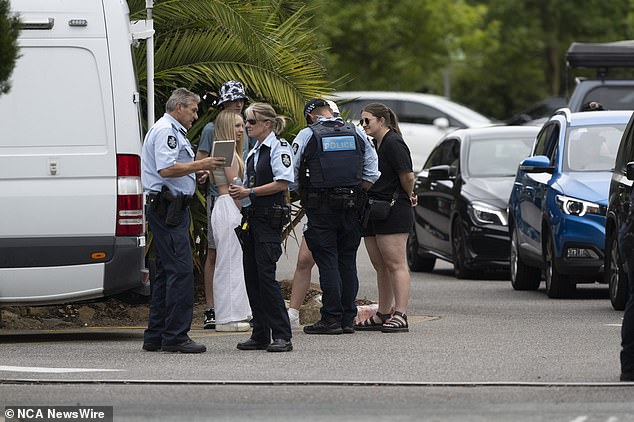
left=519, top=155, right=555, bottom=174
left=428, top=164, right=453, bottom=180
left=626, top=162, right=634, bottom=181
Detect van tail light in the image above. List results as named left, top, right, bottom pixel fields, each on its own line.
left=116, top=154, right=144, bottom=236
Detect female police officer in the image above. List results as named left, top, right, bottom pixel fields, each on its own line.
left=229, top=102, right=294, bottom=352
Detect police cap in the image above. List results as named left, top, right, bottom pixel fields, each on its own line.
left=304, top=98, right=330, bottom=124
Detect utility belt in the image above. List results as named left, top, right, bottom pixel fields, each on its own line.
left=147, top=186, right=192, bottom=227
left=301, top=187, right=367, bottom=210
left=242, top=204, right=291, bottom=229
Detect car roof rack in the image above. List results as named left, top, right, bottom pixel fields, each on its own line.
left=567, top=41, right=634, bottom=77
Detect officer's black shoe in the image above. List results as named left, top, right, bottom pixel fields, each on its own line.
left=620, top=371, right=634, bottom=381
left=267, top=339, right=293, bottom=352
left=142, top=342, right=161, bottom=352
left=162, top=339, right=206, bottom=354
left=342, top=325, right=355, bottom=334
left=237, top=338, right=269, bottom=351
left=303, top=319, right=343, bottom=335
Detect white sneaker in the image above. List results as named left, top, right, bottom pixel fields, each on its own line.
left=215, top=322, right=251, bottom=332
left=288, top=308, right=300, bottom=328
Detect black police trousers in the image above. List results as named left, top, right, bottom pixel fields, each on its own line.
left=144, top=205, right=194, bottom=347
left=304, top=207, right=362, bottom=327
left=242, top=217, right=291, bottom=343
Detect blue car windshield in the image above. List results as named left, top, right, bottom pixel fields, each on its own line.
left=565, top=124, right=625, bottom=171
left=466, top=137, right=535, bottom=177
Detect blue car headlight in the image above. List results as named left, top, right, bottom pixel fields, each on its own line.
left=468, top=202, right=508, bottom=226
left=555, top=194, right=604, bottom=216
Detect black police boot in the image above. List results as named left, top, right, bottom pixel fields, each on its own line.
left=142, top=342, right=161, bottom=352
left=303, top=319, right=343, bottom=335
left=237, top=338, right=269, bottom=351
left=162, top=339, right=206, bottom=353
left=266, top=339, right=293, bottom=352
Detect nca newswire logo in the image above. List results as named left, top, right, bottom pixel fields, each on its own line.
left=5, top=406, right=113, bottom=421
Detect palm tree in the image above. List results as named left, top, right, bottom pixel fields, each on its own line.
left=128, top=0, right=332, bottom=136
left=128, top=0, right=332, bottom=271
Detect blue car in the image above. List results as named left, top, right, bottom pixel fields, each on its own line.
left=508, top=108, right=632, bottom=298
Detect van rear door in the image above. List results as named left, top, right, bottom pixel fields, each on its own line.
left=0, top=2, right=116, bottom=239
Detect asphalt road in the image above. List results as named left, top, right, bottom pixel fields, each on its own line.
left=1, top=240, right=633, bottom=421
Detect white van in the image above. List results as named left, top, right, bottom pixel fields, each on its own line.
left=0, top=0, right=146, bottom=305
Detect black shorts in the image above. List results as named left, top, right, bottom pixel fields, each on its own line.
left=363, top=201, right=413, bottom=236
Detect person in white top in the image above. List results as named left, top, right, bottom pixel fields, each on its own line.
left=208, top=110, right=252, bottom=331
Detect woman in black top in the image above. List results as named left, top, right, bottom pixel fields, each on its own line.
left=355, top=103, right=416, bottom=333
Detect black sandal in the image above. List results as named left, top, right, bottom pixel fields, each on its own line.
left=381, top=311, right=409, bottom=333
left=354, top=311, right=391, bottom=331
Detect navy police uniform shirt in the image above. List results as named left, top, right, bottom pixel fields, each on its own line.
left=142, top=113, right=196, bottom=195
left=289, top=116, right=380, bottom=191
left=244, top=131, right=294, bottom=186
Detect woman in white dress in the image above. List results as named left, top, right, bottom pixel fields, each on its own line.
left=210, top=110, right=252, bottom=331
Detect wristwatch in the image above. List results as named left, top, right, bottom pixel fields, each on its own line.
left=249, top=187, right=256, bottom=201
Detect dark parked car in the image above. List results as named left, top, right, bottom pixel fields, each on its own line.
left=408, top=126, right=539, bottom=278
left=509, top=109, right=632, bottom=298
left=605, top=112, right=634, bottom=310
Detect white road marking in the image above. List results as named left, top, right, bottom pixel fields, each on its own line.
left=605, top=324, right=623, bottom=327
left=569, top=417, right=587, bottom=422
left=606, top=417, right=619, bottom=422
left=0, top=365, right=123, bottom=374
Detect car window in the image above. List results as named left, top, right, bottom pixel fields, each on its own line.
left=565, top=124, right=626, bottom=171
left=615, top=117, right=634, bottom=173
left=533, top=124, right=555, bottom=156
left=582, top=86, right=634, bottom=111
left=400, top=101, right=463, bottom=127
left=424, top=139, right=457, bottom=169
left=338, top=98, right=464, bottom=127
left=466, top=136, right=535, bottom=177
left=546, top=124, right=560, bottom=164
left=338, top=99, right=401, bottom=121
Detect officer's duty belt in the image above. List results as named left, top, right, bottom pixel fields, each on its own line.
left=302, top=187, right=362, bottom=210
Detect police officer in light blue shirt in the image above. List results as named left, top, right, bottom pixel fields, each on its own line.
left=229, top=102, right=294, bottom=353
left=290, top=98, right=380, bottom=335
left=141, top=88, right=225, bottom=354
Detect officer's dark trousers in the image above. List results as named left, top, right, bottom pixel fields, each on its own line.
left=304, top=207, right=362, bottom=327
left=242, top=218, right=291, bottom=342
left=144, top=206, right=194, bottom=346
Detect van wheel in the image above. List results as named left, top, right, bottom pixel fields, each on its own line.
left=407, top=227, right=435, bottom=272
left=545, top=235, right=575, bottom=298
left=510, top=226, right=541, bottom=290
left=607, top=235, right=628, bottom=311
left=452, top=217, right=476, bottom=279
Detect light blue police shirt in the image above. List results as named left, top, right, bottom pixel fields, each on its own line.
left=141, top=113, right=196, bottom=195
left=289, top=116, right=380, bottom=191
left=244, top=131, right=294, bottom=185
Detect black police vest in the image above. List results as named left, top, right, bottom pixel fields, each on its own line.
left=300, top=121, right=365, bottom=190
left=246, top=143, right=285, bottom=207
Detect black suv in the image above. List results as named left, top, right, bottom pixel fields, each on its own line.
left=605, top=113, right=634, bottom=310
